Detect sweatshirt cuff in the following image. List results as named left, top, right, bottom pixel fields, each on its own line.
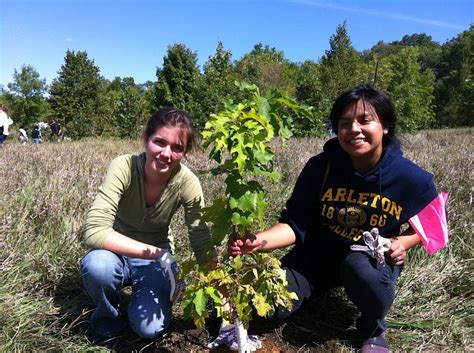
left=279, top=214, right=306, bottom=247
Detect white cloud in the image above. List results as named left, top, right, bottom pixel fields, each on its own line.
left=291, top=0, right=466, bottom=30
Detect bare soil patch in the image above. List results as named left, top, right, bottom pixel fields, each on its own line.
left=79, top=291, right=361, bottom=352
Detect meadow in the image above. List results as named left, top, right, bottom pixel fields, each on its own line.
left=0, top=128, right=472, bottom=352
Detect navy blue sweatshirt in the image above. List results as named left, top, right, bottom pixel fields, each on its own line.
left=279, top=138, right=437, bottom=271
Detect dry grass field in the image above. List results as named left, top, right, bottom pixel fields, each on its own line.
left=0, top=128, right=472, bottom=352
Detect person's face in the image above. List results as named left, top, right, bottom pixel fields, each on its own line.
left=144, top=125, right=187, bottom=178
left=337, top=100, right=387, bottom=173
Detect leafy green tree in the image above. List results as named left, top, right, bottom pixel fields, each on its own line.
left=435, top=26, right=473, bottom=127
left=294, top=60, right=322, bottom=105
left=49, top=50, right=104, bottom=138
left=195, top=41, right=238, bottom=124
left=290, top=60, right=327, bottom=136
left=235, top=43, right=295, bottom=95
left=360, top=33, right=445, bottom=128
left=363, top=34, right=442, bottom=73
left=203, top=42, right=236, bottom=96
left=387, top=47, right=435, bottom=131
left=397, top=34, right=442, bottom=72
left=361, top=40, right=402, bottom=62
left=138, top=80, right=158, bottom=118
left=152, top=43, right=202, bottom=125
left=5, top=65, right=50, bottom=126
left=319, top=21, right=365, bottom=115
left=99, top=86, right=120, bottom=137
left=361, top=54, right=394, bottom=90
left=103, top=77, right=147, bottom=138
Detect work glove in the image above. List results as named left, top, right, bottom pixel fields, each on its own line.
left=157, top=250, right=185, bottom=302
left=350, top=228, right=392, bottom=265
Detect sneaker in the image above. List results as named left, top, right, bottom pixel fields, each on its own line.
left=360, top=332, right=389, bottom=353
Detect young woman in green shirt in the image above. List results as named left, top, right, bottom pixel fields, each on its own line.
left=81, top=108, right=217, bottom=347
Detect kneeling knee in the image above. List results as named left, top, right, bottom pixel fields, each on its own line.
left=81, top=250, right=124, bottom=286
left=130, top=318, right=170, bottom=339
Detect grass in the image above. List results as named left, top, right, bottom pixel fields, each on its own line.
left=0, top=129, right=472, bottom=352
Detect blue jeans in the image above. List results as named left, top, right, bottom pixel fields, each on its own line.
left=279, top=250, right=401, bottom=338
left=80, top=249, right=173, bottom=339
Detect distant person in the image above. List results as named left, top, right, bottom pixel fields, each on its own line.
left=32, top=125, right=42, bottom=144
left=19, top=126, right=29, bottom=145
left=0, top=105, right=13, bottom=146
left=229, top=84, right=448, bottom=353
left=49, top=119, right=62, bottom=142
left=80, top=108, right=217, bottom=349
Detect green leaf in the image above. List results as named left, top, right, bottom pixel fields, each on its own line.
left=253, top=149, right=274, bottom=165
left=193, top=289, right=207, bottom=316
left=234, top=80, right=259, bottom=94
left=230, top=139, right=248, bottom=173
left=205, top=286, right=223, bottom=304
left=231, top=211, right=253, bottom=229
left=180, top=259, right=197, bottom=277
left=288, top=291, right=299, bottom=300
left=252, top=166, right=280, bottom=182
left=256, top=96, right=270, bottom=119
left=252, top=293, right=272, bottom=317
left=203, top=198, right=228, bottom=222
left=252, top=268, right=259, bottom=279
left=231, top=255, right=243, bottom=271
left=193, top=315, right=206, bottom=329
left=279, top=125, right=293, bottom=140
left=229, top=192, right=258, bottom=213
left=203, top=198, right=232, bottom=245
left=182, top=294, right=194, bottom=320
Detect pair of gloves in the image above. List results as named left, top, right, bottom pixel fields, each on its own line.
left=350, top=228, right=392, bottom=265
left=157, top=250, right=185, bottom=302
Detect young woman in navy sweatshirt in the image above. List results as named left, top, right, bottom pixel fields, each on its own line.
left=229, top=84, right=438, bottom=352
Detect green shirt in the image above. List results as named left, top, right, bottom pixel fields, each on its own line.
left=83, top=153, right=215, bottom=262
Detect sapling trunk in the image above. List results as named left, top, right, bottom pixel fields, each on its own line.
left=235, top=318, right=251, bottom=352
left=232, top=227, right=252, bottom=352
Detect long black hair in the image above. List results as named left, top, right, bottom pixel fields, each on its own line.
left=329, top=84, right=398, bottom=147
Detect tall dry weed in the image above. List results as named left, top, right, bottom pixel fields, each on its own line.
left=0, top=129, right=472, bottom=351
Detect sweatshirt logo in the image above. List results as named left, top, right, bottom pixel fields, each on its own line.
left=321, top=188, right=402, bottom=221
left=337, top=206, right=367, bottom=227
left=320, top=187, right=404, bottom=242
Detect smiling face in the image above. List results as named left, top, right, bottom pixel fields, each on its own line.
left=337, top=99, right=388, bottom=174
left=143, top=125, right=187, bottom=180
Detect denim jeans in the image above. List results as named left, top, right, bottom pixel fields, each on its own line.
left=80, top=249, right=172, bottom=339
left=279, top=250, right=401, bottom=338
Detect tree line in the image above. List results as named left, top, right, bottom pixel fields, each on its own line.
left=1, top=22, right=472, bottom=139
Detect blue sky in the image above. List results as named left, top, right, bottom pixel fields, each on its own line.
left=1, top=0, right=472, bottom=87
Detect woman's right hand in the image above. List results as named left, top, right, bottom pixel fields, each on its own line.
left=227, top=233, right=264, bottom=256
left=227, top=223, right=296, bottom=257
